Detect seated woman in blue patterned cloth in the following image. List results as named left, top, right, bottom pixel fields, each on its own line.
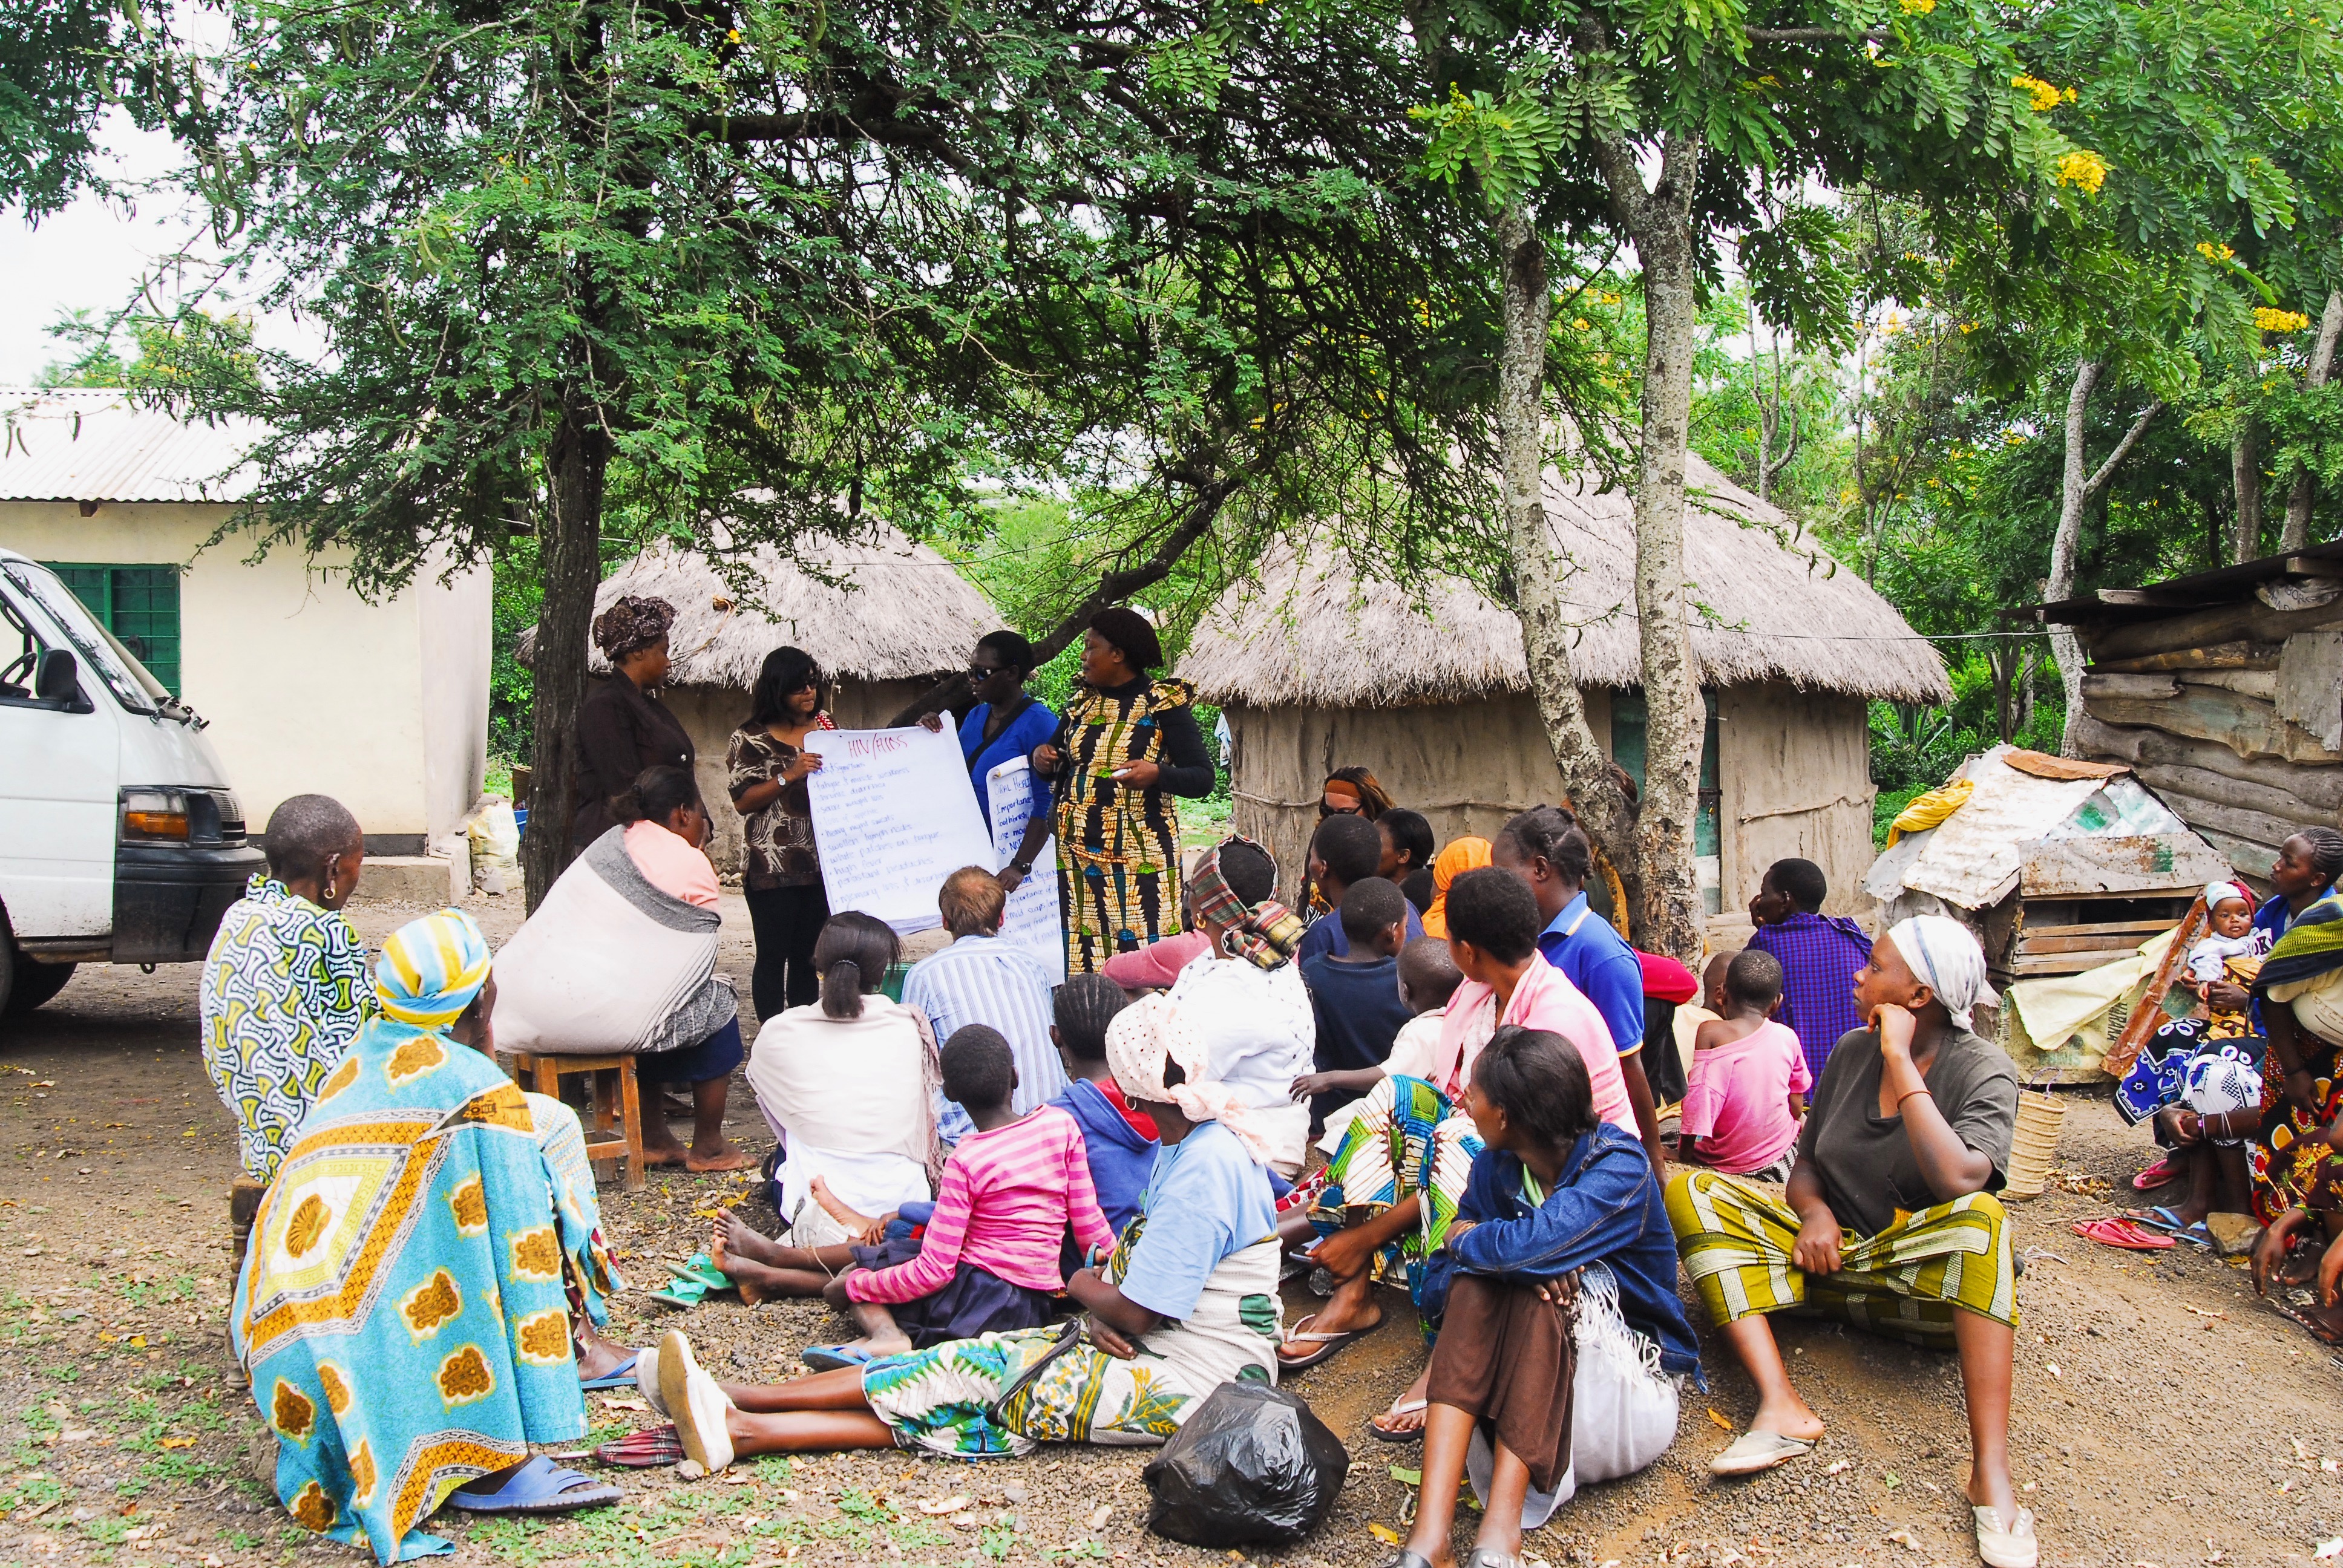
left=234, top=909, right=638, bottom=1563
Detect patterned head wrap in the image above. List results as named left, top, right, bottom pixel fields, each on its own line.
left=1188, top=836, right=1305, bottom=970
left=375, top=907, right=494, bottom=1029
left=1884, top=915, right=1995, bottom=1033
left=592, top=595, right=677, bottom=661
left=1422, top=835, right=1493, bottom=941
left=2203, top=881, right=2255, bottom=915
left=1105, top=993, right=1274, bottom=1165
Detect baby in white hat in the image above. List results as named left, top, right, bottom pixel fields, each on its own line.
left=2184, top=881, right=2257, bottom=988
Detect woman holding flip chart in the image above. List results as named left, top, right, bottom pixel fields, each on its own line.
left=729, top=647, right=836, bottom=1019
left=1028, top=607, right=1217, bottom=975
left=916, top=631, right=1061, bottom=892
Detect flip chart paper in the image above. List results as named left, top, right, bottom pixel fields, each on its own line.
left=802, top=726, right=992, bottom=935
left=985, top=756, right=1067, bottom=982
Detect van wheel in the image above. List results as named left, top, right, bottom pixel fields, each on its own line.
left=3, top=954, right=73, bottom=1015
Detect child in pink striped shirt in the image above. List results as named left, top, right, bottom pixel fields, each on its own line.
left=804, top=1025, right=1116, bottom=1365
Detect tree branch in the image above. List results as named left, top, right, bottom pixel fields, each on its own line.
left=2082, top=399, right=2162, bottom=501
left=1746, top=26, right=1890, bottom=41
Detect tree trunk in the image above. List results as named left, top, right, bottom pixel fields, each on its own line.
left=1587, top=129, right=1705, bottom=962
left=2282, top=287, right=2343, bottom=553
left=2049, top=360, right=2102, bottom=756
left=521, top=388, right=609, bottom=911
left=2233, top=420, right=2264, bottom=565
left=2048, top=365, right=2162, bottom=757
left=1490, top=201, right=1641, bottom=925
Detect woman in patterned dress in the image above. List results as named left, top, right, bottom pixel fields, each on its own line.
left=1029, top=607, right=1217, bottom=973
left=728, top=647, right=837, bottom=1018
left=643, top=990, right=1283, bottom=1469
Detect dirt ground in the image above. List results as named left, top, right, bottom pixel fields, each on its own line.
left=8, top=893, right=2343, bottom=1568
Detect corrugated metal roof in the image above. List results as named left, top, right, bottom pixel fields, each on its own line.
left=0, top=388, right=260, bottom=503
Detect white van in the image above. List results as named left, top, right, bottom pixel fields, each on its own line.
left=0, top=546, right=263, bottom=1017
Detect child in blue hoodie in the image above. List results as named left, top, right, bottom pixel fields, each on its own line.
left=1047, top=973, right=1159, bottom=1243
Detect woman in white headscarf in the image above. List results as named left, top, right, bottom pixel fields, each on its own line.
left=1665, top=915, right=2036, bottom=1568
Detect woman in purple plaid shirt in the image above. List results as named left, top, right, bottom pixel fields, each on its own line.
left=1747, top=858, right=1873, bottom=1093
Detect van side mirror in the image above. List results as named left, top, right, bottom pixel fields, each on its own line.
left=34, top=647, right=79, bottom=703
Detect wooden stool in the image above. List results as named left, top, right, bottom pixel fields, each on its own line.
left=503, top=1051, right=649, bottom=1191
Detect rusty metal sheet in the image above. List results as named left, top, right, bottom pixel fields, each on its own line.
left=2019, top=833, right=2232, bottom=896
left=1899, top=751, right=2106, bottom=910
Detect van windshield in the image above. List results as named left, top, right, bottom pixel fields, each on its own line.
left=0, top=559, right=163, bottom=716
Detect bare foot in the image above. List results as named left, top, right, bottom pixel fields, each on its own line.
left=686, top=1137, right=750, bottom=1174
left=1370, top=1368, right=1430, bottom=1438
left=1965, top=1462, right=2020, bottom=1520
left=717, top=1210, right=796, bottom=1268
left=810, top=1176, right=878, bottom=1236
left=575, top=1327, right=634, bottom=1383
left=1748, top=1393, right=1827, bottom=1444
left=835, top=1333, right=914, bottom=1360
left=643, top=1132, right=690, bottom=1167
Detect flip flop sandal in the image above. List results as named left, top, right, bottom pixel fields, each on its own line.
left=580, top=1350, right=641, bottom=1390
left=444, top=1455, right=622, bottom=1514
left=649, top=1252, right=736, bottom=1308
left=801, top=1344, right=882, bottom=1372
left=2071, top=1217, right=2175, bottom=1251
left=595, top=1425, right=685, bottom=1468
left=657, top=1329, right=736, bottom=1475
left=1464, top=1549, right=1524, bottom=1568
left=1275, top=1313, right=1374, bottom=1371
left=1973, top=1503, right=2039, bottom=1568
left=1371, top=1399, right=1429, bottom=1443
left=1709, top=1429, right=1815, bottom=1477
left=2125, top=1205, right=2195, bottom=1234
left=2132, top=1156, right=2181, bottom=1191
left=1376, top=1552, right=1439, bottom=1568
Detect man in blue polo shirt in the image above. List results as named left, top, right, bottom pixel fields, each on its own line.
left=1490, top=805, right=1665, bottom=1179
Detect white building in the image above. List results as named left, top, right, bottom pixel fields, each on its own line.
left=0, top=388, right=489, bottom=854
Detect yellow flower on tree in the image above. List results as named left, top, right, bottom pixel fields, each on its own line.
left=2056, top=150, right=2108, bottom=193
left=2198, top=241, right=2236, bottom=263
left=2012, top=74, right=2064, bottom=112
left=1901, top=0, right=1936, bottom=13
left=2255, top=307, right=2312, bottom=333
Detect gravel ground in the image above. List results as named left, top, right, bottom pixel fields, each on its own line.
left=7, top=890, right=2343, bottom=1567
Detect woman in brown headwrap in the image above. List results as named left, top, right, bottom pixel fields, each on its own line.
left=571, top=595, right=695, bottom=850
left=1029, top=607, right=1217, bottom=973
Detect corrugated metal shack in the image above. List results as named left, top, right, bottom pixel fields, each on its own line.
left=2035, top=543, right=2343, bottom=885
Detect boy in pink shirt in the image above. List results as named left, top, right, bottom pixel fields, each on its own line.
left=1679, top=949, right=1810, bottom=1181
left=804, top=1026, right=1116, bottom=1365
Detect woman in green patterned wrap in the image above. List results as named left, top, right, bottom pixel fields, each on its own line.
left=644, top=990, right=1283, bottom=1469
left=1026, top=607, right=1217, bottom=973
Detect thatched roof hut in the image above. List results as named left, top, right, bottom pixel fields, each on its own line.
left=1181, top=452, right=1951, bottom=929
left=532, top=524, right=999, bottom=875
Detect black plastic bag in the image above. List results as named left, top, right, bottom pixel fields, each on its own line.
left=1141, top=1382, right=1350, bottom=1547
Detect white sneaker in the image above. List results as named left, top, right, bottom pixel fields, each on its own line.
left=658, top=1329, right=735, bottom=1475
left=1973, top=1504, right=2038, bottom=1568
left=635, top=1342, right=667, bottom=1417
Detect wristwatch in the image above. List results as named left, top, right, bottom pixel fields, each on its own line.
left=1010, top=859, right=1034, bottom=876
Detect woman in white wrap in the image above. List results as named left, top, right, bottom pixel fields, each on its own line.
left=492, top=765, right=749, bottom=1171
left=746, top=912, right=943, bottom=1245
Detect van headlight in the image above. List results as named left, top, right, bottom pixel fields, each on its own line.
left=120, top=788, right=191, bottom=842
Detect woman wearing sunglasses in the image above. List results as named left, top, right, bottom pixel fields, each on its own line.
left=939, top=632, right=1060, bottom=890
left=729, top=647, right=837, bottom=1019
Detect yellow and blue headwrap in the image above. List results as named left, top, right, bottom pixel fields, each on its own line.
left=375, top=907, right=493, bottom=1029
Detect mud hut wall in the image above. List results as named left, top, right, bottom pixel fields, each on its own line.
left=1716, top=684, right=1877, bottom=920
left=664, top=676, right=936, bottom=878
left=1224, top=691, right=1616, bottom=904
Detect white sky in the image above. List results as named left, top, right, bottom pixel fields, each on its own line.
left=0, top=107, right=312, bottom=387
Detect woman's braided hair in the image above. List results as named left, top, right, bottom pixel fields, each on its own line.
left=2299, top=826, right=2343, bottom=890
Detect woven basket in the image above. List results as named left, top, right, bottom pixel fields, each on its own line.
left=2003, top=1091, right=2068, bottom=1200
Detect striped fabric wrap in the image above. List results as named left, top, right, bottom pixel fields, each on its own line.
left=2261, top=893, right=2343, bottom=995
left=1665, top=1169, right=2016, bottom=1349
left=373, top=909, right=492, bottom=1029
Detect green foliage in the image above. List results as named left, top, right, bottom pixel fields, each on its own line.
left=38, top=311, right=261, bottom=394
left=0, top=0, right=186, bottom=218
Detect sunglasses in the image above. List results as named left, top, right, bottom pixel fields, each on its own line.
left=1319, top=800, right=1364, bottom=818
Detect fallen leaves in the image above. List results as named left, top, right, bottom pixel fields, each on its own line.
left=158, top=1436, right=196, bottom=1451
left=1886, top=1529, right=1918, bottom=1550
left=1706, top=1407, right=1735, bottom=1431
left=1087, top=1503, right=1112, bottom=1530
left=600, top=1397, right=649, bottom=1412
left=1368, top=1523, right=1403, bottom=1545
left=1824, top=1460, right=1852, bottom=1476
left=2317, top=1540, right=2343, bottom=1561
left=919, top=1495, right=972, bottom=1515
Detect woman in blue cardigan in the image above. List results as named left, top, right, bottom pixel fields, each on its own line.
left=1384, top=1024, right=1696, bottom=1568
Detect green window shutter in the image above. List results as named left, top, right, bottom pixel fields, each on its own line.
left=1608, top=689, right=1647, bottom=795
left=41, top=562, right=183, bottom=695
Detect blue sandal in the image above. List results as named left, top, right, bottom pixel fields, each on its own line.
left=444, top=1455, right=621, bottom=1515
left=801, top=1344, right=879, bottom=1371
left=580, top=1351, right=640, bottom=1390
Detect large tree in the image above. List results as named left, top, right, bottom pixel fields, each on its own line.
left=0, top=0, right=183, bottom=217
left=145, top=0, right=1521, bottom=906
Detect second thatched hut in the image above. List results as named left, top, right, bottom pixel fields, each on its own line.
left=1178, top=453, right=1951, bottom=930
left=542, top=524, right=998, bottom=877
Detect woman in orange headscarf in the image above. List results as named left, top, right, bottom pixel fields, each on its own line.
left=1421, top=836, right=1493, bottom=941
